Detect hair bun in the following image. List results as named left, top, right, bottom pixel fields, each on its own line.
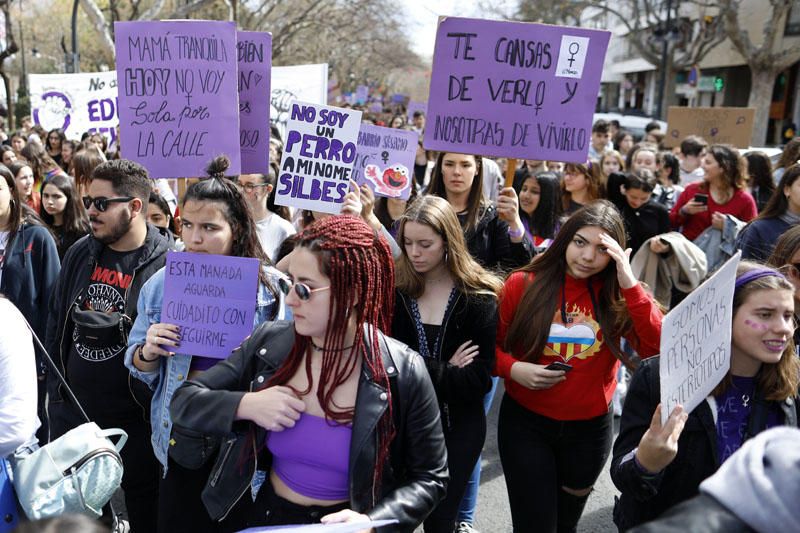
left=205, top=155, right=231, bottom=179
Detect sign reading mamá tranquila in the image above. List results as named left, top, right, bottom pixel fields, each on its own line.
left=425, top=17, right=610, bottom=162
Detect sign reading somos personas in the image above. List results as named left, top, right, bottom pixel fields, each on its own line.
left=659, top=252, right=741, bottom=424
left=115, top=20, right=241, bottom=178
left=162, top=252, right=259, bottom=359
left=275, top=101, right=362, bottom=215
left=424, top=17, right=610, bottom=162
left=238, top=31, right=272, bottom=174
left=353, top=124, right=418, bottom=200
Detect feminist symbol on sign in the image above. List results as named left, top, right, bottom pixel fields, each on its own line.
left=567, top=42, right=580, bottom=67
left=381, top=151, right=390, bottom=164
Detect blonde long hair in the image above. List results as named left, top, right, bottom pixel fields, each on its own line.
left=395, top=195, right=502, bottom=299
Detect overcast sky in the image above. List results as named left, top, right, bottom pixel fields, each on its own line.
left=401, top=0, right=514, bottom=59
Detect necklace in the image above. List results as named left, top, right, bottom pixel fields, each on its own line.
left=741, top=394, right=750, bottom=408
left=310, top=340, right=354, bottom=353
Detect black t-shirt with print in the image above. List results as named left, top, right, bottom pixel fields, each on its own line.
left=67, top=245, right=143, bottom=418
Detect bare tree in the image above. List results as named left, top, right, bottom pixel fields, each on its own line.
left=717, top=0, right=800, bottom=145
left=0, top=0, right=18, bottom=128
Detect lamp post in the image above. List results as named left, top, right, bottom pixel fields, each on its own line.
left=655, top=0, right=674, bottom=120
left=68, top=0, right=79, bottom=73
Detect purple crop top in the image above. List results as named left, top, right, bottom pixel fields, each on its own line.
left=189, top=356, right=218, bottom=373
left=266, top=413, right=352, bottom=501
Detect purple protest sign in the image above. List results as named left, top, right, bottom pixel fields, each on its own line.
left=424, top=17, right=610, bottom=162
left=162, top=251, right=259, bottom=359
left=353, top=124, right=417, bottom=200
left=356, top=85, right=369, bottom=104
left=369, top=102, right=383, bottom=113
left=275, top=101, right=362, bottom=214
left=407, top=101, right=427, bottom=123
left=238, top=31, right=271, bottom=174
left=115, top=20, right=240, bottom=178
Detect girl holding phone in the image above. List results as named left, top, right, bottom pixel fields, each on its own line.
left=494, top=201, right=663, bottom=532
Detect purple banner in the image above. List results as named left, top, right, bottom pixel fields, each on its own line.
left=162, top=252, right=259, bottom=359
left=275, top=101, right=362, bottom=214
left=238, top=31, right=271, bottom=174
left=424, top=17, right=610, bottom=162
left=353, top=124, right=417, bottom=200
left=115, top=20, right=241, bottom=178
left=407, top=101, right=427, bottom=123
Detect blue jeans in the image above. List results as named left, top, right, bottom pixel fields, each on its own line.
left=456, top=376, right=498, bottom=523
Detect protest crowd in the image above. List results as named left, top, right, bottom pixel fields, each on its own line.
left=1, top=14, right=800, bottom=533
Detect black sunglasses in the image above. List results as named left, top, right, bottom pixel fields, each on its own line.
left=82, top=196, right=134, bottom=212
left=278, top=277, right=330, bottom=301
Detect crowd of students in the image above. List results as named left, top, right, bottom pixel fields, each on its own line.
left=1, top=110, right=799, bottom=533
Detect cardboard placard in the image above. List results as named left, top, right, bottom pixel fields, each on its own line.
left=407, top=100, right=427, bottom=123
left=115, top=20, right=241, bottom=178
left=237, top=31, right=272, bottom=174
left=659, top=252, right=740, bottom=424
left=424, top=17, right=610, bottom=162
left=30, top=72, right=119, bottom=144
left=353, top=124, right=418, bottom=200
left=162, top=252, right=260, bottom=359
left=665, top=107, right=755, bottom=148
left=271, top=64, right=328, bottom=142
left=275, top=101, right=362, bottom=214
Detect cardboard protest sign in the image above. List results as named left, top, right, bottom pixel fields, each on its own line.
left=275, top=102, right=362, bottom=214
left=665, top=107, right=755, bottom=149
left=271, top=64, right=328, bottom=142
left=353, top=124, right=417, bottom=200
left=115, top=20, right=240, bottom=178
left=659, top=252, right=741, bottom=424
left=237, top=31, right=271, bottom=174
left=29, top=72, right=119, bottom=144
left=162, top=252, right=259, bottom=359
left=424, top=17, right=610, bottom=162
left=407, top=101, right=427, bottom=123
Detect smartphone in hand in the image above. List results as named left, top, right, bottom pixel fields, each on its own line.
left=544, top=361, right=573, bottom=372
left=693, top=193, right=708, bottom=205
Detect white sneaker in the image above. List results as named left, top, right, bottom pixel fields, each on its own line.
left=456, top=522, right=480, bottom=533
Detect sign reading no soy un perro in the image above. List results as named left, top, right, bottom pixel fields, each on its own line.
left=162, top=252, right=259, bottom=359
left=424, top=17, right=610, bottom=162
left=115, top=20, right=241, bottom=178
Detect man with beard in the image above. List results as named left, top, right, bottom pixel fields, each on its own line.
left=46, top=159, right=169, bottom=532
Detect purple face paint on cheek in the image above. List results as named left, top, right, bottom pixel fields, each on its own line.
left=744, top=319, right=769, bottom=332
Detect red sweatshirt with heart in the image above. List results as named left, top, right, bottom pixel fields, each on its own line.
left=494, top=271, right=663, bottom=420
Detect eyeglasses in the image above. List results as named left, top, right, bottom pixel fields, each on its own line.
left=237, top=183, right=268, bottom=193
left=278, top=277, right=330, bottom=301
left=82, top=196, right=134, bottom=212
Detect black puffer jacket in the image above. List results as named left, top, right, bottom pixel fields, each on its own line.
left=611, top=357, right=798, bottom=531
left=169, top=320, right=448, bottom=531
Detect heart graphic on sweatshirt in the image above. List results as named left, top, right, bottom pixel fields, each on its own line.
left=545, top=323, right=597, bottom=361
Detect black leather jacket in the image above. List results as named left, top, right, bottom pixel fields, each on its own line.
left=169, top=321, right=448, bottom=531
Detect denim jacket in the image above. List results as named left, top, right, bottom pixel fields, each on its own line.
left=124, top=265, right=289, bottom=472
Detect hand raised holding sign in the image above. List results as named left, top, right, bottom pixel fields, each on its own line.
left=496, top=186, right=525, bottom=241
left=340, top=180, right=364, bottom=217
left=143, top=323, right=181, bottom=360
left=634, top=404, right=688, bottom=474
left=236, top=385, right=306, bottom=432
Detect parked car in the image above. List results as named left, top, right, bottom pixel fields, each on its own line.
left=593, top=112, right=667, bottom=141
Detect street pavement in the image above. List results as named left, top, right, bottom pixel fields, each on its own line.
left=470, top=382, right=619, bottom=533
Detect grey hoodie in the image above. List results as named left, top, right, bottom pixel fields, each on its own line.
left=701, top=426, right=800, bottom=533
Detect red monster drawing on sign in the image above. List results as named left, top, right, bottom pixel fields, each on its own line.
left=364, top=163, right=409, bottom=197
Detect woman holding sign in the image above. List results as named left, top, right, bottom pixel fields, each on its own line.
left=495, top=201, right=663, bottom=533
left=392, top=195, right=502, bottom=532
left=427, top=152, right=533, bottom=273
left=125, top=156, right=288, bottom=532
left=169, top=215, right=447, bottom=531
left=611, top=261, right=800, bottom=530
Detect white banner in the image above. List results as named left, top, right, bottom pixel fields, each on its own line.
left=659, top=251, right=741, bottom=424
left=29, top=72, right=119, bottom=144
left=271, top=64, right=328, bottom=143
